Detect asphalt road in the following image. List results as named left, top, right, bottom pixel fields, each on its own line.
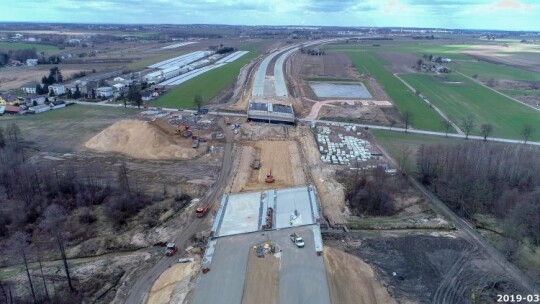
left=123, top=117, right=236, bottom=304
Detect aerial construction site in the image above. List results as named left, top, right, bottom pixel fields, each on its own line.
left=1, top=24, right=539, bottom=304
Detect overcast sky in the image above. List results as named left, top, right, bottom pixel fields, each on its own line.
left=1, top=0, right=539, bottom=31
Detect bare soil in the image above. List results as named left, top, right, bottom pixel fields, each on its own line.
left=297, top=127, right=350, bottom=225
left=327, top=233, right=525, bottom=304
left=147, top=261, right=200, bottom=304
left=85, top=119, right=207, bottom=160
left=241, top=249, right=279, bottom=304
left=463, top=44, right=540, bottom=73
left=379, top=52, right=418, bottom=74
left=231, top=140, right=305, bottom=192
left=318, top=103, right=391, bottom=125
left=324, top=246, right=395, bottom=304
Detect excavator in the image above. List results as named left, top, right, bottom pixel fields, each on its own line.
left=175, top=123, right=192, bottom=137
left=265, top=169, right=275, bottom=183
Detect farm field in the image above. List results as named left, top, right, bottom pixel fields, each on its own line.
left=372, top=129, right=463, bottom=170
left=0, top=42, right=59, bottom=52
left=400, top=73, right=540, bottom=141
left=154, top=50, right=260, bottom=108
left=329, top=43, right=476, bottom=60
left=344, top=51, right=446, bottom=131
left=453, top=60, right=540, bottom=81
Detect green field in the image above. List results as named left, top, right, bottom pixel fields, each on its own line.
left=345, top=51, right=446, bottom=131
left=154, top=51, right=260, bottom=108
left=0, top=42, right=59, bottom=52
left=453, top=61, right=540, bottom=81
left=329, top=43, right=475, bottom=60
left=372, top=129, right=464, bottom=172
left=400, top=73, right=540, bottom=140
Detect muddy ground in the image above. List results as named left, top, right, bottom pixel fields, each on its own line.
left=326, top=232, right=526, bottom=304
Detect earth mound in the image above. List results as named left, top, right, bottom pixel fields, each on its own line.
left=85, top=119, right=202, bottom=160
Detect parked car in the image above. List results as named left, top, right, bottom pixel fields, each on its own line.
left=289, top=233, right=305, bottom=248
left=165, top=243, right=178, bottom=256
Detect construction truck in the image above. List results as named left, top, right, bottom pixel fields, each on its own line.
left=195, top=204, right=210, bottom=218
left=252, top=158, right=261, bottom=170
left=265, top=169, right=275, bottom=183
left=192, top=139, right=200, bottom=148
left=289, top=233, right=305, bottom=248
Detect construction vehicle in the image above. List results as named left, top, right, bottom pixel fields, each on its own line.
left=175, top=124, right=192, bottom=137
left=165, top=243, right=178, bottom=256
left=195, top=204, right=210, bottom=217
left=192, top=139, right=200, bottom=148
left=252, top=158, right=261, bottom=170
left=289, top=233, right=305, bottom=248
left=265, top=169, right=275, bottom=183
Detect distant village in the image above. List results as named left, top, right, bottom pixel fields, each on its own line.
left=0, top=64, right=165, bottom=116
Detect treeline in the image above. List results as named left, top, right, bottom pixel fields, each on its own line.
left=417, top=142, right=540, bottom=247
left=0, top=48, right=38, bottom=66
left=0, top=124, right=190, bottom=303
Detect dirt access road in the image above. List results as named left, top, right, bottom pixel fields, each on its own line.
left=123, top=118, right=236, bottom=304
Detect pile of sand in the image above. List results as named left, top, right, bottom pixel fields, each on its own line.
left=85, top=119, right=202, bottom=160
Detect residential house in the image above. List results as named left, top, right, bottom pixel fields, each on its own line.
left=96, top=87, right=114, bottom=99
left=29, top=104, right=50, bottom=114
left=48, top=84, right=66, bottom=96
left=26, top=59, right=38, bottom=66
left=0, top=93, right=17, bottom=105
left=23, top=94, right=46, bottom=106
left=21, top=82, right=39, bottom=94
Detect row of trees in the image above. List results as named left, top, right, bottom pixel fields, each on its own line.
left=0, top=48, right=38, bottom=66
left=417, top=142, right=540, bottom=248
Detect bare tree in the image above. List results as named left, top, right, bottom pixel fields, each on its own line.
left=36, top=245, right=51, bottom=303
left=480, top=123, right=493, bottom=141
left=522, top=124, right=535, bottom=144
left=10, top=232, right=37, bottom=303
left=396, top=145, right=412, bottom=174
left=461, top=115, right=476, bottom=139
left=41, top=205, right=75, bottom=292
left=389, top=119, right=396, bottom=131
left=194, top=94, right=203, bottom=111
left=403, top=111, right=413, bottom=133
left=441, top=119, right=452, bottom=137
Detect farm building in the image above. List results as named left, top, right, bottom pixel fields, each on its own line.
left=26, top=59, right=38, bottom=66
left=50, top=100, right=66, bottom=109
left=23, top=94, right=46, bottom=106
left=96, top=87, right=114, bottom=98
left=247, top=102, right=295, bottom=125
left=4, top=105, right=21, bottom=114
left=29, top=104, right=50, bottom=114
